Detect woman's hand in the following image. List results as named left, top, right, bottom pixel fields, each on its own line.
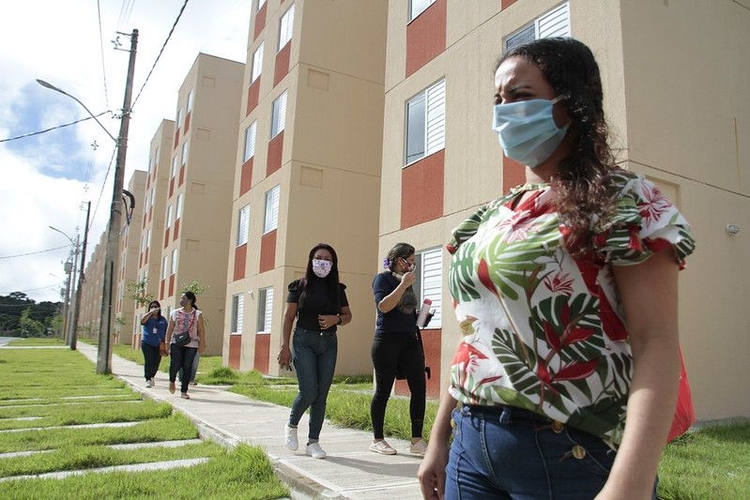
left=277, top=345, right=292, bottom=370
left=418, top=441, right=449, bottom=499
left=317, top=314, right=339, bottom=330
left=401, top=271, right=416, bottom=288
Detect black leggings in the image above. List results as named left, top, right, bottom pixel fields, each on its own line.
left=370, top=332, right=426, bottom=439
left=169, top=345, right=197, bottom=394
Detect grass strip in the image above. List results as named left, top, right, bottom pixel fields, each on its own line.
left=0, top=443, right=288, bottom=500
left=0, top=400, right=172, bottom=430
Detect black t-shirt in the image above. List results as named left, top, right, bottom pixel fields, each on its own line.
left=287, top=278, right=348, bottom=332
left=372, top=271, right=418, bottom=335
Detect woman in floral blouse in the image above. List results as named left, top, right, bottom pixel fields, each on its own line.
left=418, top=37, right=695, bottom=499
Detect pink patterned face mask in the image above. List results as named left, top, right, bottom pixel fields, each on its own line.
left=312, top=259, right=332, bottom=278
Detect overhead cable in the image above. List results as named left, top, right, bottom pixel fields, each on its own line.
left=0, top=112, right=110, bottom=144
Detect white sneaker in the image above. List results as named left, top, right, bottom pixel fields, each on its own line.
left=410, top=439, right=428, bottom=456
left=284, top=423, right=298, bottom=451
left=146, top=379, right=153, bottom=388
left=369, top=439, right=397, bottom=455
left=306, top=442, right=326, bottom=459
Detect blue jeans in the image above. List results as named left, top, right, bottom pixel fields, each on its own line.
left=141, top=342, right=162, bottom=381
left=169, top=345, right=197, bottom=395
left=446, top=405, right=657, bottom=500
left=289, top=327, right=338, bottom=442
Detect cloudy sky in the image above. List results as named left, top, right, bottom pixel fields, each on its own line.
left=0, top=0, right=249, bottom=303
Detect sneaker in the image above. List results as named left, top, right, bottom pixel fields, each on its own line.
left=169, top=382, right=176, bottom=394
left=410, top=439, right=428, bottom=456
left=306, top=442, right=326, bottom=459
left=146, top=379, right=153, bottom=388
left=369, top=439, right=397, bottom=455
left=180, top=392, right=190, bottom=399
left=284, top=423, right=298, bottom=451
left=149, top=378, right=155, bottom=387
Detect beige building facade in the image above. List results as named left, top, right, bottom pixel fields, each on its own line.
left=224, top=0, right=388, bottom=375
left=380, top=0, right=749, bottom=418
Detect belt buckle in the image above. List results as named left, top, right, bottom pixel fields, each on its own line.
left=551, top=420, right=565, bottom=433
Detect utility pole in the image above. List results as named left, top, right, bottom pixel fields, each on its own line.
left=97, top=29, right=138, bottom=374
left=71, top=200, right=91, bottom=351
left=61, top=259, right=73, bottom=341
left=65, top=235, right=79, bottom=346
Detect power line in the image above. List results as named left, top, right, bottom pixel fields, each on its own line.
left=0, top=245, right=70, bottom=260
left=96, top=0, right=110, bottom=109
left=131, top=0, right=190, bottom=110
left=0, top=112, right=110, bottom=144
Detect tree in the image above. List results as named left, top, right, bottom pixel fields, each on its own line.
left=126, top=278, right=155, bottom=307
left=19, top=308, right=45, bottom=338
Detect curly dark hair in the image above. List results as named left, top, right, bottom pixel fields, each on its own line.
left=498, top=37, right=618, bottom=254
left=385, top=243, right=415, bottom=273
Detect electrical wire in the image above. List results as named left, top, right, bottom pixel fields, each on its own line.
left=0, top=112, right=111, bottom=144
left=131, top=0, right=190, bottom=110
left=0, top=245, right=70, bottom=260
left=96, top=0, right=110, bottom=109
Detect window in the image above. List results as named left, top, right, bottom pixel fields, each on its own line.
left=170, top=155, right=178, bottom=178
left=243, top=121, right=257, bottom=162
left=151, top=188, right=156, bottom=207
left=231, top=293, right=244, bottom=333
left=175, top=107, right=183, bottom=128
left=278, top=4, right=295, bottom=50
left=166, top=205, right=173, bottom=229
left=257, top=287, right=274, bottom=333
left=271, top=91, right=287, bottom=138
left=186, top=90, right=194, bottom=113
left=405, top=79, right=446, bottom=165
left=146, top=228, right=151, bottom=248
left=263, top=185, right=280, bottom=233
left=181, top=141, right=189, bottom=166
left=237, top=205, right=250, bottom=245
left=257, top=0, right=266, bottom=10
left=505, top=2, right=570, bottom=51
left=171, top=249, right=178, bottom=275
left=162, top=255, right=169, bottom=280
left=251, top=42, right=264, bottom=83
left=411, top=247, right=443, bottom=328
left=409, top=0, right=436, bottom=21
left=176, top=193, right=183, bottom=219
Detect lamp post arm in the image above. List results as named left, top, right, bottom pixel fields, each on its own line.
left=36, top=79, right=118, bottom=144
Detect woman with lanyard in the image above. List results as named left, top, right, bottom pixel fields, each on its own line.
left=140, top=300, right=168, bottom=388
left=166, top=291, right=206, bottom=399
left=277, top=243, right=352, bottom=459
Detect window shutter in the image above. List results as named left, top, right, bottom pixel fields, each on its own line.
left=233, top=294, right=244, bottom=333
left=425, top=79, right=446, bottom=156
left=538, top=3, right=570, bottom=39
left=244, top=121, right=257, bottom=161
left=264, top=288, right=274, bottom=332
left=238, top=205, right=250, bottom=245
left=505, top=24, right=535, bottom=51
left=420, top=248, right=442, bottom=328
left=278, top=92, right=287, bottom=133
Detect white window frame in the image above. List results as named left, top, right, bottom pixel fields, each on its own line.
left=278, top=4, right=295, bottom=51
left=176, top=193, right=183, bottom=220
left=405, top=79, right=446, bottom=165
left=181, top=141, right=189, bottom=166
left=231, top=293, right=244, bottom=333
left=175, top=107, right=183, bottom=129
left=171, top=248, right=178, bottom=275
left=243, top=121, right=257, bottom=162
left=162, top=255, right=169, bottom=280
left=166, top=205, right=173, bottom=229
left=146, top=228, right=151, bottom=248
left=409, top=0, right=436, bottom=22
left=263, top=185, right=280, bottom=234
left=237, top=205, right=250, bottom=246
left=411, top=247, right=443, bottom=329
left=257, top=287, right=274, bottom=333
left=251, top=42, right=264, bottom=83
left=186, top=89, right=194, bottom=113
left=271, top=91, right=287, bottom=138
left=505, top=2, right=570, bottom=51
left=170, top=155, right=178, bottom=178
left=257, top=0, right=266, bottom=10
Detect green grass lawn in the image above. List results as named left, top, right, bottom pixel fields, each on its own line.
left=0, top=340, right=288, bottom=500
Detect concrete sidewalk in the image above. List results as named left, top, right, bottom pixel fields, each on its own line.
left=76, top=344, right=424, bottom=500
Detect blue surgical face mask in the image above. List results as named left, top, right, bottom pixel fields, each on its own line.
left=492, top=95, right=569, bottom=168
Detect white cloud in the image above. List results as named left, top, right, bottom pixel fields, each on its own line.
left=0, top=0, right=249, bottom=302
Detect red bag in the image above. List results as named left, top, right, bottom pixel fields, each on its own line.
left=667, top=349, right=695, bottom=442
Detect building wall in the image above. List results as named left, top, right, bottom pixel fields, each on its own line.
left=381, top=0, right=750, bottom=422
left=226, top=0, right=387, bottom=375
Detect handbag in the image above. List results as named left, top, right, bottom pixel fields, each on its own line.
left=174, top=330, right=191, bottom=346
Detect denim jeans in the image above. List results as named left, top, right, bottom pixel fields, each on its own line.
left=445, top=404, right=657, bottom=500
left=141, top=342, right=162, bottom=381
left=169, top=345, right=197, bottom=394
left=289, top=327, right=338, bottom=442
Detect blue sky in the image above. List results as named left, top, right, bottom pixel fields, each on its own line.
left=0, top=0, right=249, bottom=303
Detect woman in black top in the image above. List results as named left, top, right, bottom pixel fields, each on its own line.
left=369, top=242, right=427, bottom=456
left=277, top=243, right=352, bottom=459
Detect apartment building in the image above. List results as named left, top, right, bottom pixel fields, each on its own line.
left=113, top=170, right=146, bottom=345
left=77, top=232, right=105, bottom=338
left=149, top=53, right=244, bottom=356
left=380, top=0, right=749, bottom=417
left=224, top=0, right=388, bottom=375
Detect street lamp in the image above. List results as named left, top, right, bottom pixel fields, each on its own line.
left=37, top=28, right=138, bottom=374
left=49, top=226, right=78, bottom=345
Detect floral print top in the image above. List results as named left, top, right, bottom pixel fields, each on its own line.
left=446, top=170, right=695, bottom=446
